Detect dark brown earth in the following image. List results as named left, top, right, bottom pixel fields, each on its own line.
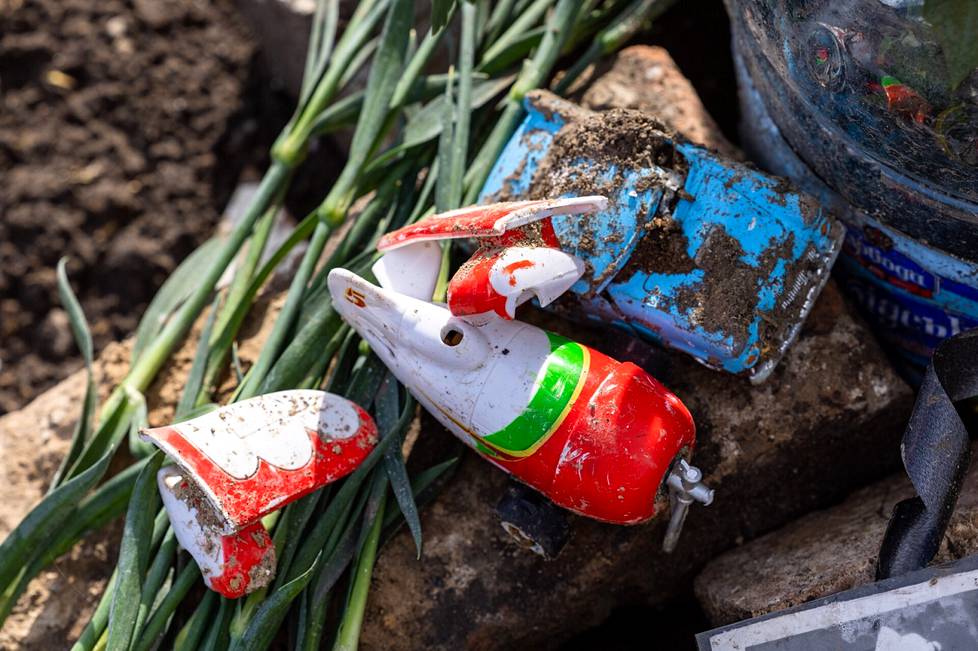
left=0, top=0, right=271, bottom=415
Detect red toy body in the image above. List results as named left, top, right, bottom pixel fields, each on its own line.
left=484, top=345, right=696, bottom=524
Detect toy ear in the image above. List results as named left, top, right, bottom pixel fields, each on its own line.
left=376, top=196, right=608, bottom=251
left=372, top=242, right=442, bottom=301
left=448, top=246, right=585, bottom=319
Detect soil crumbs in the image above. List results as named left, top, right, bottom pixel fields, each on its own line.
left=499, top=92, right=809, bottom=356
left=0, top=0, right=258, bottom=415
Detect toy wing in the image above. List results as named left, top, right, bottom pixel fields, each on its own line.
left=372, top=196, right=605, bottom=317
left=141, top=389, right=377, bottom=533
left=157, top=466, right=276, bottom=598
left=376, top=196, right=607, bottom=252
left=142, top=390, right=377, bottom=598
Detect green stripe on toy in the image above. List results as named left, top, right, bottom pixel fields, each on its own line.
left=481, top=332, right=588, bottom=457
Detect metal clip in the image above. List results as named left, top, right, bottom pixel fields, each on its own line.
left=662, top=460, right=714, bottom=553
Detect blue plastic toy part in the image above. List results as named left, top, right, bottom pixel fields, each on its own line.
left=479, top=91, right=844, bottom=383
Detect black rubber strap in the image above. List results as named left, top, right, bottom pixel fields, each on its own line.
left=877, top=328, right=978, bottom=580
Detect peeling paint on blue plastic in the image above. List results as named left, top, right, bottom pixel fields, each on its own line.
left=480, top=93, right=844, bottom=382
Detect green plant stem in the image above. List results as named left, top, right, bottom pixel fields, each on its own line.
left=69, top=569, right=118, bottom=651
left=235, top=219, right=333, bottom=400
left=480, top=0, right=552, bottom=64
left=128, top=163, right=289, bottom=394
left=331, top=492, right=386, bottom=651
left=129, top=530, right=177, bottom=645
left=555, top=0, right=677, bottom=94
left=70, top=507, right=166, bottom=651
left=197, top=210, right=321, bottom=405
left=451, top=1, right=477, bottom=203
left=389, top=5, right=457, bottom=109
left=172, top=591, right=218, bottom=651
left=218, top=201, right=279, bottom=339
left=130, top=563, right=200, bottom=651
left=464, top=0, right=581, bottom=203
left=63, top=162, right=289, bottom=482
left=199, top=597, right=233, bottom=651
left=274, top=0, right=391, bottom=166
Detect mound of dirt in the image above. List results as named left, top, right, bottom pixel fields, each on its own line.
left=0, top=0, right=260, bottom=414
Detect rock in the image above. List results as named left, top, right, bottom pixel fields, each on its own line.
left=571, top=45, right=741, bottom=159
left=693, top=444, right=978, bottom=627
left=0, top=341, right=130, bottom=648
left=358, top=282, right=913, bottom=650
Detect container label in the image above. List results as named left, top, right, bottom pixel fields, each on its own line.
left=841, top=266, right=978, bottom=358
left=843, top=225, right=936, bottom=298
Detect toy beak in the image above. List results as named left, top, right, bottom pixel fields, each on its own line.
left=328, top=268, right=408, bottom=359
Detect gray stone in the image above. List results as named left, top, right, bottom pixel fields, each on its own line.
left=694, top=444, right=978, bottom=627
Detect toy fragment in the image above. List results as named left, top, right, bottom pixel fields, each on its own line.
left=374, top=196, right=606, bottom=312
left=156, top=466, right=276, bottom=599
left=476, top=91, right=844, bottom=382
left=328, top=268, right=713, bottom=546
left=141, top=390, right=378, bottom=597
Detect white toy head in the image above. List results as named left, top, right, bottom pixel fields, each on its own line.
left=328, top=268, right=555, bottom=448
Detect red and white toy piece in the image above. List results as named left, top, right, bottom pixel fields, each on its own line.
left=377, top=197, right=606, bottom=250
left=157, top=466, right=276, bottom=598
left=141, top=390, right=378, bottom=598
left=449, top=245, right=585, bottom=320
left=372, top=197, right=606, bottom=313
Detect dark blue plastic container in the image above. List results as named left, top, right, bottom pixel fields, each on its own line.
left=727, top=0, right=978, bottom=374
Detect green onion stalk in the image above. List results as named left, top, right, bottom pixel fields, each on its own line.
left=0, top=0, right=677, bottom=648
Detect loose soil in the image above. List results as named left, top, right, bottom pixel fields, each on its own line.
left=0, top=0, right=275, bottom=415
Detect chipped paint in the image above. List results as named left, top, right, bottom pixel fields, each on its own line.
left=479, top=92, right=844, bottom=382
left=144, top=390, right=378, bottom=598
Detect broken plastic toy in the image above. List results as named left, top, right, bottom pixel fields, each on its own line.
left=141, top=390, right=378, bottom=598
left=475, top=92, right=844, bottom=382
left=374, top=196, right=605, bottom=319
left=327, top=266, right=713, bottom=550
